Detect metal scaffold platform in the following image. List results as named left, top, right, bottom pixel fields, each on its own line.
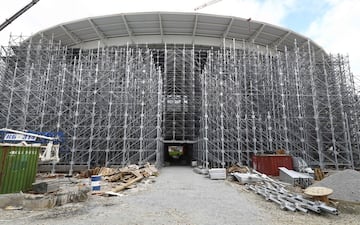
left=0, top=35, right=359, bottom=172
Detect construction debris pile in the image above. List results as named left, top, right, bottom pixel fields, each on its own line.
left=78, top=163, right=159, bottom=196
left=0, top=164, right=159, bottom=211
left=311, top=169, right=360, bottom=203
left=228, top=166, right=338, bottom=215
left=0, top=176, right=90, bottom=211
left=246, top=174, right=337, bottom=215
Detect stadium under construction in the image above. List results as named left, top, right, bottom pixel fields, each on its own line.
left=0, top=12, right=359, bottom=173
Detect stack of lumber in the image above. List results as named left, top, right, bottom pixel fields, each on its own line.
left=227, top=165, right=250, bottom=174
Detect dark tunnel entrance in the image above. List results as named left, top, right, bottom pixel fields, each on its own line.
left=163, top=143, right=193, bottom=166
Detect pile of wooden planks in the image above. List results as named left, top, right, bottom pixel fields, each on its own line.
left=227, top=165, right=250, bottom=174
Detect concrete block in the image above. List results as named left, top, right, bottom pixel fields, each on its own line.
left=23, top=195, right=56, bottom=210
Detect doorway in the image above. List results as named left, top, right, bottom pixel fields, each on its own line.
left=163, top=143, right=193, bottom=166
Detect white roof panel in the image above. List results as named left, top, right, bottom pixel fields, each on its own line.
left=28, top=12, right=325, bottom=55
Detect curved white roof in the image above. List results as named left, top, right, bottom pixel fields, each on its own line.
left=30, top=11, right=325, bottom=54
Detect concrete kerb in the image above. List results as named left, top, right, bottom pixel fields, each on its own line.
left=0, top=193, right=24, bottom=209
left=0, top=189, right=89, bottom=210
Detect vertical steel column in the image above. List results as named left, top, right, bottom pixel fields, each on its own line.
left=5, top=61, right=18, bottom=128
left=138, top=77, right=146, bottom=165
left=105, top=50, right=117, bottom=167
left=202, top=59, right=209, bottom=169
left=308, top=41, right=324, bottom=169
left=266, top=112, right=273, bottom=152
left=250, top=48, right=257, bottom=155
left=162, top=45, right=167, bottom=141
left=322, top=54, right=339, bottom=169
left=293, top=40, right=307, bottom=161
left=182, top=46, right=186, bottom=141
left=39, top=55, right=52, bottom=132
left=122, top=45, right=131, bottom=166
left=156, top=69, right=163, bottom=167
left=269, top=49, right=278, bottom=151
left=234, top=40, right=243, bottom=165
left=280, top=47, right=289, bottom=154
left=54, top=53, right=67, bottom=173
left=264, top=47, right=272, bottom=153
left=191, top=46, right=196, bottom=141
left=70, top=53, right=82, bottom=175
left=344, top=113, right=354, bottom=168
left=220, top=48, right=225, bottom=168
left=172, top=47, right=176, bottom=140
left=242, top=42, right=250, bottom=166
left=22, top=62, right=34, bottom=130
left=347, top=60, right=360, bottom=164
left=88, top=46, right=100, bottom=169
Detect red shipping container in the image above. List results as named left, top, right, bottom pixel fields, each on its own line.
left=252, top=155, right=293, bottom=176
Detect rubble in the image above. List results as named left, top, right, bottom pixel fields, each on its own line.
left=0, top=163, right=159, bottom=211
left=228, top=165, right=258, bottom=184
left=78, top=163, right=159, bottom=195
left=246, top=174, right=338, bottom=215
left=228, top=168, right=339, bottom=215
left=111, top=171, right=144, bottom=193
left=0, top=186, right=89, bottom=210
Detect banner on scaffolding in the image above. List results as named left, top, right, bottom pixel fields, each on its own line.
left=4, top=133, right=36, bottom=141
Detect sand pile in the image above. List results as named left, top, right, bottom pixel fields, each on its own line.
left=311, top=169, right=360, bottom=202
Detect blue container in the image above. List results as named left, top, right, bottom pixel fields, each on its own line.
left=91, top=175, right=101, bottom=191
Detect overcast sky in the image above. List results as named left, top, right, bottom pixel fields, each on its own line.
left=0, top=0, right=359, bottom=75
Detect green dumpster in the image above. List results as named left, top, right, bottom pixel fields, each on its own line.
left=0, top=145, right=40, bottom=194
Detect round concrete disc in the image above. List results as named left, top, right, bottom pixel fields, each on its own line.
left=304, top=186, right=333, bottom=196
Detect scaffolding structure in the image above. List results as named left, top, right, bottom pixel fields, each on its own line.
left=0, top=35, right=359, bottom=172
left=195, top=40, right=360, bottom=169
left=0, top=36, right=163, bottom=173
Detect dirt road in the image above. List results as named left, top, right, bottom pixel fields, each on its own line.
left=0, top=166, right=359, bottom=225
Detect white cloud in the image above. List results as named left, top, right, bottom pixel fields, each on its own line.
left=197, top=0, right=296, bottom=25
left=306, top=0, right=360, bottom=75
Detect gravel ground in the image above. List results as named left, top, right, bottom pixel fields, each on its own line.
left=0, top=166, right=359, bottom=225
